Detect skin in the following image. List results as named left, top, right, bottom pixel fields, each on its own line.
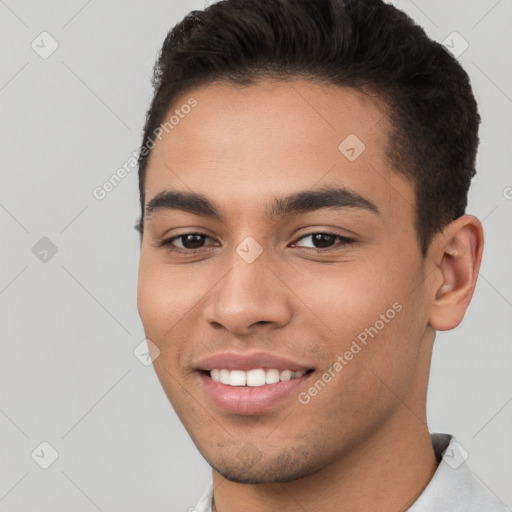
left=137, top=79, right=484, bottom=512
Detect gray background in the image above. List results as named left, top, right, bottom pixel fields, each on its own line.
left=0, top=1, right=511, bottom=510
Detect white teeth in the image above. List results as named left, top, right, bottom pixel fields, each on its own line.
left=229, top=370, right=246, bottom=386
left=246, top=369, right=266, bottom=387
left=265, top=369, right=280, bottom=384
left=219, top=369, right=230, bottom=385
left=280, top=370, right=292, bottom=381
left=209, top=368, right=308, bottom=386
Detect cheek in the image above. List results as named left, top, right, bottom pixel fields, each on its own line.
left=136, top=258, right=211, bottom=380
left=298, top=263, right=422, bottom=390
left=291, top=263, right=398, bottom=339
left=137, top=264, right=188, bottom=403
left=137, top=257, right=195, bottom=333
left=136, top=269, right=169, bottom=335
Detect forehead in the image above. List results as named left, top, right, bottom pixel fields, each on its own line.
left=144, top=79, right=414, bottom=220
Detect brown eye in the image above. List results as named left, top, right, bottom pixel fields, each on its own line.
left=293, top=232, right=355, bottom=250
left=176, top=234, right=208, bottom=249
left=159, top=233, right=215, bottom=252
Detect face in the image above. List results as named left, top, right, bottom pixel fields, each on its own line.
left=137, top=79, right=435, bottom=483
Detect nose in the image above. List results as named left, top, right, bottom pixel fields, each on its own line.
left=203, top=251, right=293, bottom=336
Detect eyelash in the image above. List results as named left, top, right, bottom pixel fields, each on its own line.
left=158, top=231, right=355, bottom=255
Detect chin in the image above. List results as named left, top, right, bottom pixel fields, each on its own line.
left=207, top=451, right=322, bottom=485
left=214, top=466, right=313, bottom=485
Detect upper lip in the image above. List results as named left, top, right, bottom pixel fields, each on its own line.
left=194, top=351, right=314, bottom=372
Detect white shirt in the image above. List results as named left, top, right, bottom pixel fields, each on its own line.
left=192, top=433, right=510, bottom=511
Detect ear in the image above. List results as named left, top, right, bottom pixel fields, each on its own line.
left=428, top=215, right=484, bottom=331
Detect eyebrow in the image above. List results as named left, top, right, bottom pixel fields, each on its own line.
left=145, top=185, right=380, bottom=221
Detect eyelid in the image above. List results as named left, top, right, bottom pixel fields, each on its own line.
left=158, top=232, right=216, bottom=251
left=290, top=231, right=356, bottom=249
left=158, top=230, right=356, bottom=254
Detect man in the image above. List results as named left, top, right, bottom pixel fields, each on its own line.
left=135, top=0, right=509, bottom=510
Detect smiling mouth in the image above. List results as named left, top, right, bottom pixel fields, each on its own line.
left=201, top=368, right=315, bottom=387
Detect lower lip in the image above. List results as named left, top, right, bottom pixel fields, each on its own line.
left=198, top=371, right=313, bottom=415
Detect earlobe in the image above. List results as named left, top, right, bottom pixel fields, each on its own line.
left=428, top=215, right=484, bottom=331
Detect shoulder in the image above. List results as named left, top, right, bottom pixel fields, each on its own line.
left=408, top=433, right=511, bottom=512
